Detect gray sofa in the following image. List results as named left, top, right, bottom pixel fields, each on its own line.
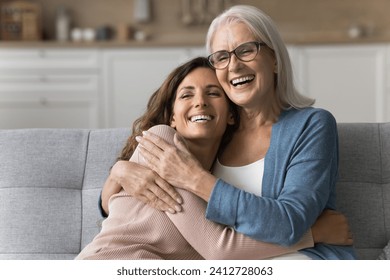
left=0, top=123, right=389, bottom=260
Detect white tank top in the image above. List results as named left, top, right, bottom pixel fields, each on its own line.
left=212, top=157, right=312, bottom=260
left=212, top=158, right=264, bottom=196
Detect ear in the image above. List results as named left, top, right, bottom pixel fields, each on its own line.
left=170, top=114, right=177, bottom=128
left=227, top=112, right=235, bottom=125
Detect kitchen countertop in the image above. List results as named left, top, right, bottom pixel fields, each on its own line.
left=1, top=31, right=390, bottom=48
left=0, top=40, right=205, bottom=49
left=280, top=29, right=390, bottom=45
left=0, top=33, right=207, bottom=49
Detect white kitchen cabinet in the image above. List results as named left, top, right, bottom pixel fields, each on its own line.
left=102, top=47, right=206, bottom=128
left=289, top=44, right=389, bottom=123
left=0, top=49, right=101, bottom=129
left=2, top=44, right=388, bottom=129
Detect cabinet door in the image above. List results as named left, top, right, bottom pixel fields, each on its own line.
left=293, top=45, right=388, bottom=122
left=0, top=48, right=101, bottom=129
left=0, top=49, right=99, bottom=71
left=102, top=48, right=189, bottom=128
left=0, top=101, right=98, bottom=129
left=0, top=73, right=99, bottom=129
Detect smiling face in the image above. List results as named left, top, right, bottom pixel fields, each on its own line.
left=170, top=67, right=234, bottom=144
left=210, top=22, right=277, bottom=111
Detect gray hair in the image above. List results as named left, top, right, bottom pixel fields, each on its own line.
left=206, top=5, right=314, bottom=109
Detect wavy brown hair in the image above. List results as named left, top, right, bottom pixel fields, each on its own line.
left=117, top=56, right=239, bottom=161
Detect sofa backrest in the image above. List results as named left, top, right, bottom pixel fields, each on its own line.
left=336, top=123, right=390, bottom=259
left=0, top=128, right=129, bottom=259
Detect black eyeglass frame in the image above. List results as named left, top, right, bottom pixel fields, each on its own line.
left=207, top=41, right=267, bottom=70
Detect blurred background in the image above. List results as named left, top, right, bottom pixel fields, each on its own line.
left=0, top=0, right=389, bottom=128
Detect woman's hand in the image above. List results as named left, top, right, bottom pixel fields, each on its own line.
left=136, top=131, right=216, bottom=200
left=102, top=160, right=183, bottom=215
left=311, top=209, right=354, bottom=245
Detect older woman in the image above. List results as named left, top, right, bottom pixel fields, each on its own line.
left=101, top=6, right=356, bottom=260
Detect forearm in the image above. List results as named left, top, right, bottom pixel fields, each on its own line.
left=101, top=173, right=122, bottom=216
left=167, top=189, right=314, bottom=260
left=206, top=177, right=329, bottom=246
left=100, top=160, right=133, bottom=215
left=183, top=169, right=216, bottom=201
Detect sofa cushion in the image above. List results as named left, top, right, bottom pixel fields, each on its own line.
left=80, top=128, right=130, bottom=250
left=336, top=123, right=390, bottom=260
left=0, top=129, right=89, bottom=259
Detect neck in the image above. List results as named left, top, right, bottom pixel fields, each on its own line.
left=239, top=95, right=283, bottom=130
left=186, top=138, right=221, bottom=171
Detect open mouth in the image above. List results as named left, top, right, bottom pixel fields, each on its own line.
left=190, top=115, right=214, bottom=123
left=231, top=75, right=255, bottom=87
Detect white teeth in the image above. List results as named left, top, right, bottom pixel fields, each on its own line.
left=190, top=115, right=212, bottom=122
left=231, top=75, right=254, bottom=86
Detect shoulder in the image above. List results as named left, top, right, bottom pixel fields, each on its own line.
left=280, top=107, right=336, bottom=128
left=148, top=124, right=176, bottom=134
left=275, top=107, right=338, bottom=142
left=147, top=125, right=176, bottom=144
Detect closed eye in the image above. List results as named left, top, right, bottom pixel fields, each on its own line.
left=179, top=92, right=194, bottom=99
left=207, top=91, right=222, bottom=97
left=237, top=48, right=256, bottom=57
left=214, top=52, right=229, bottom=62
left=206, top=85, right=224, bottom=97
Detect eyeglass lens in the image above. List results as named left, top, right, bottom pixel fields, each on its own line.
left=209, top=42, right=260, bottom=69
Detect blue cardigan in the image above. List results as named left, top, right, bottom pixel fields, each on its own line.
left=206, top=107, right=356, bottom=259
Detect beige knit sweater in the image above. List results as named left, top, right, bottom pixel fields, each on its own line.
left=75, top=125, right=313, bottom=260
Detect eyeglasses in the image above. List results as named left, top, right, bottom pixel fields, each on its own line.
left=208, top=41, right=266, bottom=70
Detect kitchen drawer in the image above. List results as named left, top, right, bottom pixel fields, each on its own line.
left=0, top=74, right=99, bottom=100
left=0, top=48, right=99, bottom=71
left=0, top=100, right=98, bottom=129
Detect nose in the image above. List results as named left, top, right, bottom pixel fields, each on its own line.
left=194, top=94, right=208, bottom=108
left=228, top=54, right=242, bottom=72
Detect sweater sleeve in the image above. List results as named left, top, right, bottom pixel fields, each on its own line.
left=206, top=109, right=339, bottom=246
left=98, top=192, right=108, bottom=218
left=167, top=189, right=314, bottom=260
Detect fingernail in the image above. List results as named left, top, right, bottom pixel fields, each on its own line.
left=167, top=208, right=176, bottom=214
left=175, top=205, right=182, bottom=212
left=142, top=131, right=150, bottom=136
left=135, top=136, right=142, bottom=142
left=176, top=197, right=183, bottom=204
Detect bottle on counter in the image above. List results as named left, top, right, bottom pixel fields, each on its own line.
left=55, top=5, right=71, bottom=41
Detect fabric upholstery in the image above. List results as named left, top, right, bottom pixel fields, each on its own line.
left=0, top=124, right=389, bottom=260
left=336, top=123, right=390, bottom=259
left=0, top=128, right=129, bottom=259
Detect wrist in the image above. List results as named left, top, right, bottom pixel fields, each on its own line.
left=101, top=162, right=124, bottom=215
left=192, top=169, right=216, bottom=201
left=110, top=160, right=126, bottom=186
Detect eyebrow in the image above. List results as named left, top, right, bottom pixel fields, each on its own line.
left=178, top=84, right=222, bottom=91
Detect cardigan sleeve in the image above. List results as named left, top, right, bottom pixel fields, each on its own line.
left=167, top=189, right=314, bottom=260
left=206, top=109, right=339, bottom=246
